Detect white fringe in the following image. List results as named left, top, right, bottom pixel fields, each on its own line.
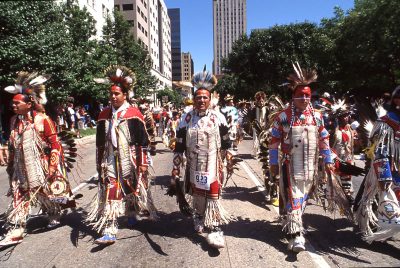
left=6, top=201, right=31, bottom=227
left=364, top=221, right=400, bottom=244
left=126, top=181, right=158, bottom=220
left=203, top=199, right=231, bottom=228
left=355, top=168, right=379, bottom=237
left=87, top=181, right=158, bottom=234
left=282, top=210, right=303, bottom=234
left=90, top=199, right=124, bottom=234
left=326, top=173, right=353, bottom=220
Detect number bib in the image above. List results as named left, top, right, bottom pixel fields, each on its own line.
left=194, top=171, right=213, bottom=190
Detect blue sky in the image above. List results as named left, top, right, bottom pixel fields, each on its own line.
left=165, top=0, right=354, bottom=74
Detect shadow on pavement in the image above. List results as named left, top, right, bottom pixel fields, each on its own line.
left=62, top=208, right=99, bottom=247
left=152, top=148, right=172, bottom=155
left=117, top=211, right=223, bottom=257
left=239, top=153, right=255, bottom=160
left=224, top=216, right=299, bottom=261
left=0, top=244, right=17, bottom=261
left=304, top=213, right=400, bottom=263
left=222, top=186, right=267, bottom=211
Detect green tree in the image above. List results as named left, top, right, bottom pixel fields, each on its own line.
left=0, top=0, right=110, bottom=104
left=0, top=1, right=77, bottom=102
left=334, top=0, right=400, bottom=94
left=222, top=0, right=400, bottom=98
left=223, top=23, right=333, bottom=99
left=156, top=87, right=183, bottom=106
left=61, top=0, right=112, bottom=103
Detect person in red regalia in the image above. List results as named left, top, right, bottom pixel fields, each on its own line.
left=87, top=65, right=156, bottom=245
left=1, top=71, right=76, bottom=247
left=268, top=63, right=334, bottom=252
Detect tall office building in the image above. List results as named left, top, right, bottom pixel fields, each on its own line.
left=212, top=0, right=247, bottom=75
left=57, top=0, right=114, bottom=38
left=168, top=8, right=182, bottom=83
left=115, top=0, right=172, bottom=100
left=181, top=52, right=194, bottom=82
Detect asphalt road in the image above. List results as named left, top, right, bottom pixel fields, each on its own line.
left=0, top=135, right=399, bottom=268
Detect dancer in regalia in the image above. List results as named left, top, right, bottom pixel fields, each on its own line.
left=88, top=65, right=156, bottom=245
left=1, top=71, right=76, bottom=247
left=355, top=85, right=400, bottom=243
left=250, top=91, right=268, bottom=156
left=220, top=94, right=239, bottom=151
left=138, top=98, right=157, bottom=156
left=268, top=63, right=334, bottom=252
left=330, top=100, right=356, bottom=203
left=168, top=70, right=231, bottom=249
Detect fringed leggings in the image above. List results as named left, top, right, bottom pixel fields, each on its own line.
left=280, top=161, right=313, bottom=235
left=7, top=187, right=61, bottom=231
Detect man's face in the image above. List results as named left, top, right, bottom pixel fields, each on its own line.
left=194, top=89, right=211, bottom=112
left=227, top=100, right=234, bottom=106
left=12, top=95, right=32, bottom=115
left=255, top=95, right=265, bottom=106
left=293, top=86, right=311, bottom=111
left=109, top=86, right=126, bottom=109
left=338, top=114, right=350, bottom=126
left=293, top=94, right=310, bottom=110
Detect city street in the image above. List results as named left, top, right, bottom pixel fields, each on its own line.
left=0, top=135, right=399, bottom=267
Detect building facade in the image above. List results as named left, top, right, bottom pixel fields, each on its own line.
left=168, top=8, right=182, bottom=83
left=116, top=0, right=172, bottom=101
left=181, top=52, right=194, bottom=82
left=57, top=0, right=114, bottom=38
left=212, top=0, right=247, bottom=75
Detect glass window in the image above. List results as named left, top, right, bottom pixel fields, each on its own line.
left=122, top=4, right=134, bottom=11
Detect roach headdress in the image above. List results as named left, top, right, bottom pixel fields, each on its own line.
left=5, top=71, right=50, bottom=104
left=330, top=99, right=351, bottom=118
left=287, top=62, right=318, bottom=93
left=191, top=66, right=217, bottom=94
left=94, top=65, right=136, bottom=95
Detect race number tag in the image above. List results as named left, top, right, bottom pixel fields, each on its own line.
left=194, top=171, right=212, bottom=190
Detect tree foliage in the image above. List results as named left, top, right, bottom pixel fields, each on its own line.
left=0, top=1, right=77, bottom=103
left=334, top=0, right=400, bottom=94
left=221, top=0, right=400, bottom=99
left=221, top=23, right=330, bottom=98
left=156, top=88, right=183, bottom=106
left=0, top=0, right=157, bottom=106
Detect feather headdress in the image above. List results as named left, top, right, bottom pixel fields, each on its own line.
left=94, top=65, right=136, bottom=94
left=224, top=94, right=234, bottom=101
left=287, top=61, right=317, bottom=91
left=191, top=66, right=217, bottom=93
left=4, top=71, right=50, bottom=104
left=331, top=99, right=348, bottom=116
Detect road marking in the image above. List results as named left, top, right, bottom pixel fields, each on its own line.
left=71, top=173, right=97, bottom=194
left=240, top=160, right=332, bottom=268
left=239, top=161, right=265, bottom=191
